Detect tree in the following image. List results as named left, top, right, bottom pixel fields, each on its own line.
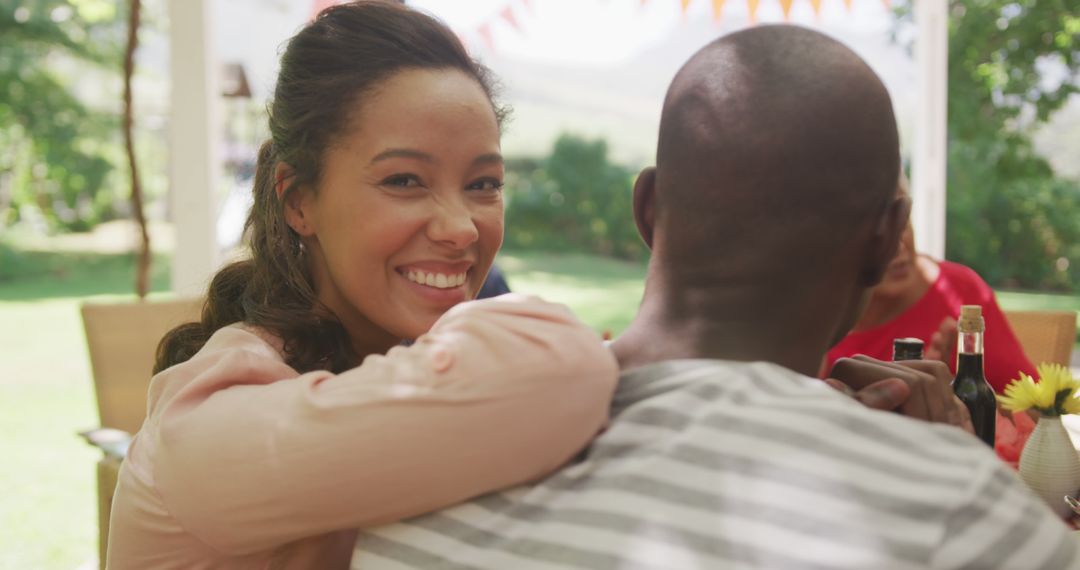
left=122, top=0, right=150, bottom=297
left=900, top=1, right=1080, bottom=290
left=0, top=0, right=123, bottom=231
left=505, top=134, right=645, bottom=260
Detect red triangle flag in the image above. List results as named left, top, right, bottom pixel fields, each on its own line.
left=477, top=22, right=495, bottom=52
left=309, top=0, right=337, bottom=21
left=500, top=6, right=521, bottom=32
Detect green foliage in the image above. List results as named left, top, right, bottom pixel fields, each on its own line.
left=0, top=0, right=125, bottom=231
left=504, top=134, right=647, bottom=260
left=899, top=0, right=1080, bottom=291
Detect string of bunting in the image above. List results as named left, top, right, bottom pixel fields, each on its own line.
left=470, top=0, right=891, bottom=51
left=310, top=0, right=891, bottom=52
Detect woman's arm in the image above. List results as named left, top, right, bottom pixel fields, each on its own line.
left=148, top=295, right=617, bottom=555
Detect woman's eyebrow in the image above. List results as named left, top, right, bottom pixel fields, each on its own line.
left=370, top=148, right=434, bottom=164
left=473, top=153, right=503, bottom=166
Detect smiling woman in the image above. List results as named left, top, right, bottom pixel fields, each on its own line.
left=284, top=68, right=506, bottom=349
left=104, top=2, right=616, bottom=569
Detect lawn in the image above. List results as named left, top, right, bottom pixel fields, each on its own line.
left=0, top=245, right=1076, bottom=569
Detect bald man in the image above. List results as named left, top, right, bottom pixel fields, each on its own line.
left=353, top=26, right=1079, bottom=569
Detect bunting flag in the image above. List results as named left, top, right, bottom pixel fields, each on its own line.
left=711, top=0, right=726, bottom=22
left=309, top=0, right=338, bottom=21
left=747, top=0, right=761, bottom=22
left=500, top=5, right=521, bottom=32
left=779, top=0, right=794, bottom=18
left=460, top=0, right=875, bottom=55
left=476, top=21, right=495, bottom=51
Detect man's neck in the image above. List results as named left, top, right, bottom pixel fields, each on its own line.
left=611, top=273, right=847, bottom=378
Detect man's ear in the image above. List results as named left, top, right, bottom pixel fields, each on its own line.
left=632, top=167, right=658, bottom=250
left=276, top=162, right=316, bottom=237
left=860, top=194, right=911, bottom=286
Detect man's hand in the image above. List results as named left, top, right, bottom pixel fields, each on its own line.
left=925, top=317, right=957, bottom=364
left=826, top=355, right=974, bottom=434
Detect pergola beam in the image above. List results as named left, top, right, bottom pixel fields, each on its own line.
left=911, top=0, right=948, bottom=259
left=168, top=0, right=221, bottom=296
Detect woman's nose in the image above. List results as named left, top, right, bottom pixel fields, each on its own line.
left=427, top=197, right=479, bottom=250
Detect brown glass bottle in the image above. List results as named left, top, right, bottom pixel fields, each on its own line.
left=951, top=305, right=996, bottom=446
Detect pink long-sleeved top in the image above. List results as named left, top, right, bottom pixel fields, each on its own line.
left=106, top=295, right=618, bottom=569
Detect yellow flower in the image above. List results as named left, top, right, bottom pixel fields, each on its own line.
left=998, top=372, right=1045, bottom=413
left=1037, top=362, right=1077, bottom=395
left=1065, top=393, right=1080, bottom=416
left=998, top=363, right=1080, bottom=416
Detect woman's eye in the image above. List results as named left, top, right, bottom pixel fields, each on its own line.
left=467, top=178, right=505, bottom=192
left=381, top=174, right=422, bottom=188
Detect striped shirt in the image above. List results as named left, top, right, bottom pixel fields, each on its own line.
left=353, top=359, right=1080, bottom=569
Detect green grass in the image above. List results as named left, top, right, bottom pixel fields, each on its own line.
left=0, top=250, right=171, bottom=570
left=497, top=250, right=647, bottom=336
left=1, top=244, right=1075, bottom=569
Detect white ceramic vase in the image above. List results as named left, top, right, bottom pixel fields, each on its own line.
left=1018, top=415, right=1080, bottom=519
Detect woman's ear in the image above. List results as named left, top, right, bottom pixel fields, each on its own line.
left=861, top=194, right=911, bottom=286
left=276, top=162, right=316, bottom=237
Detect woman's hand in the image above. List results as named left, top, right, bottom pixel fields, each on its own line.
left=925, top=316, right=957, bottom=364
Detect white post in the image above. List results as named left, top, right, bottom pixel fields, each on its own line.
left=911, top=0, right=948, bottom=259
left=168, top=0, right=221, bottom=296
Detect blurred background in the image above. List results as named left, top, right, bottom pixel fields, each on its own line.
left=1, top=0, right=1077, bottom=567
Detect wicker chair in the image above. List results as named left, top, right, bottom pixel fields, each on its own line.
left=1002, top=310, right=1078, bottom=368
left=80, top=298, right=202, bottom=569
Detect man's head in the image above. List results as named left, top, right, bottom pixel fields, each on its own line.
left=633, top=25, right=909, bottom=350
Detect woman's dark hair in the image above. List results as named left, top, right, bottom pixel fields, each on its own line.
left=155, top=1, right=506, bottom=374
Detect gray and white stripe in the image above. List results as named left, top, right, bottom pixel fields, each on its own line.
left=354, top=360, right=1080, bottom=569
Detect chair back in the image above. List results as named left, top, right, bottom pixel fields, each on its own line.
left=1003, top=310, right=1077, bottom=368
left=81, top=298, right=203, bottom=434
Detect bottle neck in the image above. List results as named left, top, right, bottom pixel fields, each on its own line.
left=956, top=329, right=984, bottom=378
left=959, top=329, right=983, bottom=355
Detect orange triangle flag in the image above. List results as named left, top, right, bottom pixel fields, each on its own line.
left=779, top=0, right=794, bottom=19
left=843, top=0, right=853, bottom=10
left=711, top=0, right=726, bottom=21
left=809, top=0, right=823, bottom=15
left=747, top=0, right=761, bottom=22
left=681, top=0, right=693, bottom=13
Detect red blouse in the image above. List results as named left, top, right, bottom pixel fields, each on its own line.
left=825, top=261, right=1035, bottom=393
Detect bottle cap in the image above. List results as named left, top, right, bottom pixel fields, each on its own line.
left=892, top=337, right=925, bottom=360
left=958, top=304, right=984, bottom=333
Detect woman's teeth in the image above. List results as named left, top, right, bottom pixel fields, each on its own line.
left=405, top=270, right=467, bottom=289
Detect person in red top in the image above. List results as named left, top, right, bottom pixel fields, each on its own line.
left=825, top=179, right=1036, bottom=394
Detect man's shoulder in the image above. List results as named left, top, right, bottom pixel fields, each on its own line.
left=612, top=358, right=994, bottom=472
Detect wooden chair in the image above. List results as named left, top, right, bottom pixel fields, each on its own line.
left=1003, top=310, right=1078, bottom=368
left=80, top=298, right=202, bottom=568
